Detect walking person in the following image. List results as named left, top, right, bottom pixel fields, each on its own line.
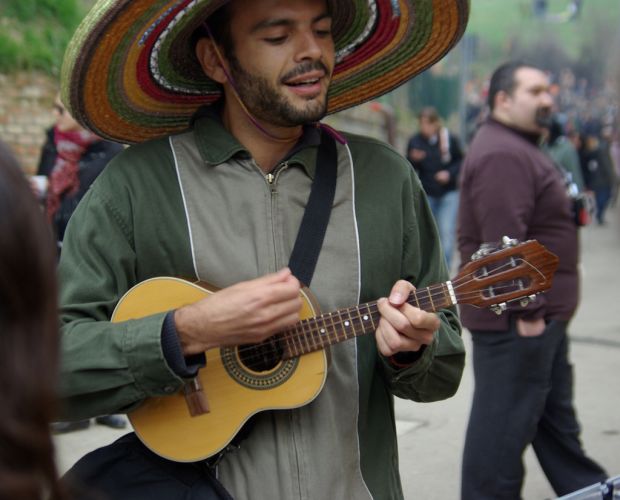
left=407, top=107, right=464, bottom=269
left=56, top=1, right=469, bottom=498
left=34, top=94, right=125, bottom=250
left=457, top=61, right=608, bottom=500
left=579, top=128, right=616, bottom=225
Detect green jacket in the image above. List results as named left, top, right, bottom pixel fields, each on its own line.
left=58, top=116, right=464, bottom=500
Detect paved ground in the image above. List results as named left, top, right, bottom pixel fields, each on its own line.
left=54, top=204, right=620, bottom=499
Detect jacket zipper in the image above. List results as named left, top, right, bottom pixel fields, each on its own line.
left=265, top=162, right=288, bottom=272
left=267, top=162, right=303, bottom=496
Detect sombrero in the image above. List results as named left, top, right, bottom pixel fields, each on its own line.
left=61, top=0, right=469, bottom=144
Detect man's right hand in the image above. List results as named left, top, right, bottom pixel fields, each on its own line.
left=408, top=148, right=426, bottom=162
left=173, top=268, right=302, bottom=355
left=516, top=317, right=545, bottom=337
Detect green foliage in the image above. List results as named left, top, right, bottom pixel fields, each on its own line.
left=464, top=0, right=620, bottom=80
left=0, top=0, right=86, bottom=75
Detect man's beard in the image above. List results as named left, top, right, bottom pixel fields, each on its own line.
left=227, top=54, right=329, bottom=127
left=535, top=107, right=553, bottom=128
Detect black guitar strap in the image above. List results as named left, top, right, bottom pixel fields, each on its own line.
left=287, top=127, right=338, bottom=287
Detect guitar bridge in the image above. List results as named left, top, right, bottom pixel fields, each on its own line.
left=183, top=377, right=210, bottom=416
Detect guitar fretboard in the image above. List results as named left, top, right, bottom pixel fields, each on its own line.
left=279, top=282, right=454, bottom=359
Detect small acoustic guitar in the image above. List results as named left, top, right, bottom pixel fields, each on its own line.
left=112, top=238, right=558, bottom=462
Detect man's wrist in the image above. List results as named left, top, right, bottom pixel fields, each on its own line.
left=388, top=345, right=427, bottom=368
left=162, top=311, right=206, bottom=378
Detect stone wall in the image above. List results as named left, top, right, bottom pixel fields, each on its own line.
left=0, top=72, right=57, bottom=175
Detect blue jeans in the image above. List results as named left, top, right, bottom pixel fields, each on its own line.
left=427, top=190, right=459, bottom=268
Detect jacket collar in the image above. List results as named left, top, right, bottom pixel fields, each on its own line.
left=487, top=117, right=542, bottom=146
left=192, top=105, right=322, bottom=179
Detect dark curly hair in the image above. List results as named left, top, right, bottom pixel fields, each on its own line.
left=0, top=140, right=65, bottom=500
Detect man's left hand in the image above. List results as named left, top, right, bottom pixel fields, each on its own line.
left=375, top=280, right=440, bottom=357
left=434, top=170, right=450, bottom=184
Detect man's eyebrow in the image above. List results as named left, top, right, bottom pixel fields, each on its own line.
left=250, top=12, right=332, bottom=34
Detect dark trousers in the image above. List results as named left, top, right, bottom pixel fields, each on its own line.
left=63, top=433, right=233, bottom=500
left=461, top=320, right=607, bottom=500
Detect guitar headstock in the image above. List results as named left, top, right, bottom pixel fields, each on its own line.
left=453, top=237, right=559, bottom=314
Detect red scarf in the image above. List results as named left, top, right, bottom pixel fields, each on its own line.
left=46, top=126, right=99, bottom=220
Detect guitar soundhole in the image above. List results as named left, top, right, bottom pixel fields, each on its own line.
left=221, top=340, right=298, bottom=390
left=238, top=338, right=283, bottom=372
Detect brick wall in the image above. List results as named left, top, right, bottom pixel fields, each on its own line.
left=0, top=72, right=57, bottom=175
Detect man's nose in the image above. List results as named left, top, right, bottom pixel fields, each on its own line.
left=540, top=91, right=554, bottom=107
left=295, top=31, right=323, bottom=60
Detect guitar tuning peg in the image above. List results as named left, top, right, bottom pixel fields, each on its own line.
left=501, top=236, right=519, bottom=248
left=490, top=302, right=507, bottom=315
left=528, top=294, right=537, bottom=302
left=472, top=243, right=495, bottom=260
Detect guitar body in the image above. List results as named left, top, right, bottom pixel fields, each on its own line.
left=112, top=277, right=327, bottom=462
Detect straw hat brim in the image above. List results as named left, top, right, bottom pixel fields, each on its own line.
left=61, top=0, right=469, bottom=144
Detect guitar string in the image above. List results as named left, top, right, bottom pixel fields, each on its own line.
left=194, top=259, right=548, bottom=368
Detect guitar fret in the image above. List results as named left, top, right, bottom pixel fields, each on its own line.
left=310, top=321, right=319, bottom=352
left=426, top=287, right=435, bottom=310
left=335, top=309, right=349, bottom=340
left=282, top=330, right=293, bottom=358
left=443, top=282, right=455, bottom=306
left=350, top=306, right=365, bottom=335
left=292, top=323, right=302, bottom=356
left=362, top=303, right=377, bottom=331
left=303, top=320, right=315, bottom=352
left=326, top=312, right=337, bottom=345
left=300, top=321, right=312, bottom=352
left=413, top=291, right=420, bottom=309
left=316, top=316, right=328, bottom=349
left=333, top=310, right=343, bottom=340
left=299, top=320, right=311, bottom=354
left=311, top=318, right=322, bottom=350
left=345, top=308, right=356, bottom=338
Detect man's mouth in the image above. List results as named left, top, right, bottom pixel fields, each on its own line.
left=283, top=71, right=325, bottom=97
left=535, top=108, right=553, bottom=128
left=281, top=60, right=330, bottom=97
left=286, top=78, right=321, bottom=87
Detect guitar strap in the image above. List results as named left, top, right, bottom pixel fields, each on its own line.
left=287, top=126, right=338, bottom=287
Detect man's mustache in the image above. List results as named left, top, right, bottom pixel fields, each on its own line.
left=281, top=61, right=331, bottom=82
left=535, top=107, right=553, bottom=127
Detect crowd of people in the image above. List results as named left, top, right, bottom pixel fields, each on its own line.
left=1, top=0, right=617, bottom=499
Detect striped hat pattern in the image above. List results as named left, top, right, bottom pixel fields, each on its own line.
left=62, top=0, right=469, bottom=144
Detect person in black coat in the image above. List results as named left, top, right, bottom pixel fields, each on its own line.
left=34, top=95, right=124, bottom=247
left=406, top=107, right=463, bottom=268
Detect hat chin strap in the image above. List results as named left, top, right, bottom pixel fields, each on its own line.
left=205, top=24, right=302, bottom=143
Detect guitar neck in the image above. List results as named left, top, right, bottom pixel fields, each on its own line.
left=280, top=282, right=454, bottom=359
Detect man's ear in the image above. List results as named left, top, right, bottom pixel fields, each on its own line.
left=494, top=90, right=511, bottom=112
left=195, top=38, right=228, bottom=84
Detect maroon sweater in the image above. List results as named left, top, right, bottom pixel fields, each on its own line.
left=457, top=118, right=578, bottom=331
